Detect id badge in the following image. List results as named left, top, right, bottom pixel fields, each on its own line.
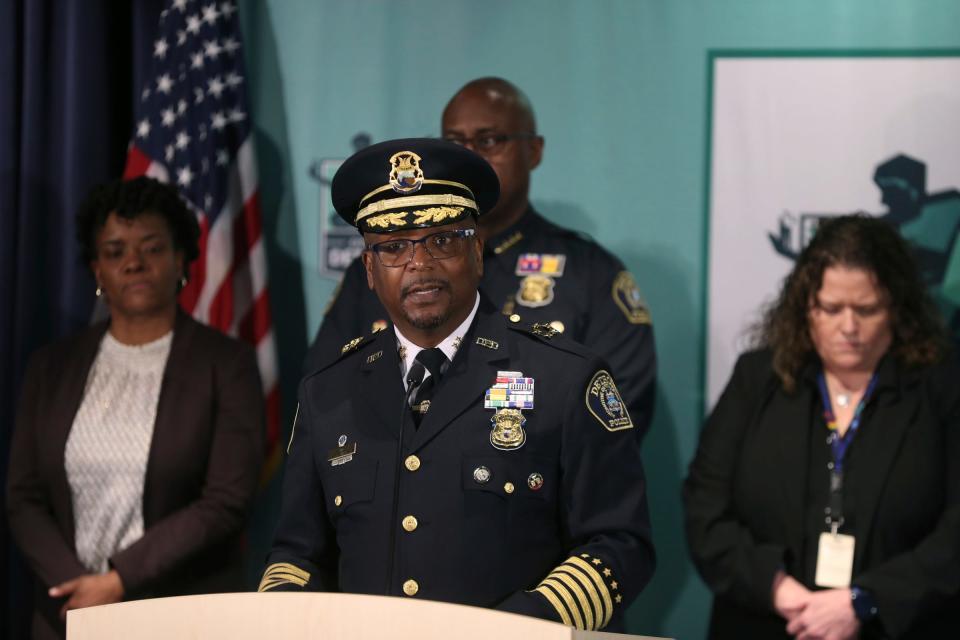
left=814, top=532, right=855, bottom=588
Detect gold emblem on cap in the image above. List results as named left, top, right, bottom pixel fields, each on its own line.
left=490, top=408, right=527, bottom=450
left=389, top=151, right=424, bottom=194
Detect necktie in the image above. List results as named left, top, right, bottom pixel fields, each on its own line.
left=407, top=347, right=448, bottom=427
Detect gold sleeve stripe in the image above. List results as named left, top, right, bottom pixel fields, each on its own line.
left=555, top=566, right=603, bottom=629
left=259, top=578, right=294, bottom=592
left=557, top=563, right=607, bottom=626
left=263, top=562, right=310, bottom=582
left=264, top=571, right=308, bottom=585
left=547, top=572, right=594, bottom=630
left=567, top=557, right=614, bottom=627
left=258, top=577, right=301, bottom=592
left=258, top=562, right=310, bottom=592
left=541, top=577, right=585, bottom=630
left=533, top=582, right=574, bottom=627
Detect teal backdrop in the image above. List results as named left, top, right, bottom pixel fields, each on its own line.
left=236, top=2, right=960, bottom=638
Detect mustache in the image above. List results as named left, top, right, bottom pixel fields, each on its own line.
left=400, top=279, right=450, bottom=298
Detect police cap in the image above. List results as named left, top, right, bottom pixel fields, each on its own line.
left=332, top=138, right=500, bottom=233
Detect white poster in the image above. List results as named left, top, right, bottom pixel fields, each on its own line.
left=706, top=55, right=960, bottom=408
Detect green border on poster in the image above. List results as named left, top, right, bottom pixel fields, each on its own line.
left=699, top=48, right=960, bottom=417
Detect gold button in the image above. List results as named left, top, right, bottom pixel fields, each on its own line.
left=509, top=314, right=521, bottom=323
left=402, top=579, right=419, bottom=596
left=404, top=455, right=421, bottom=471
left=334, top=495, right=342, bottom=507
left=549, top=320, right=565, bottom=334
left=504, top=482, right=515, bottom=494
left=402, top=515, right=418, bottom=532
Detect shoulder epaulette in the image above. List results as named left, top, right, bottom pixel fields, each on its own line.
left=341, top=335, right=365, bottom=354
left=505, top=315, right=591, bottom=359
left=305, top=333, right=379, bottom=379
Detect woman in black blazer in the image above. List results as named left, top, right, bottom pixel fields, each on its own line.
left=6, top=177, right=265, bottom=639
left=684, top=216, right=959, bottom=639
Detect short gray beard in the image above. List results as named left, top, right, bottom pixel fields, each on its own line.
left=404, top=309, right=448, bottom=331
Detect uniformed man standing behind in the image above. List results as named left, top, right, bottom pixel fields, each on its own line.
left=261, top=138, right=655, bottom=632
left=304, top=78, right=657, bottom=441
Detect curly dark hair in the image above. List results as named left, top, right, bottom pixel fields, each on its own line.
left=76, top=176, right=200, bottom=266
left=754, top=214, right=948, bottom=391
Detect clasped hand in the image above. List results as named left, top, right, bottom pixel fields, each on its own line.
left=772, top=571, right=860, bottom=640
left=49, top=569, right=125, bottom=619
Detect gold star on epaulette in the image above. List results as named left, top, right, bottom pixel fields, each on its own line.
left=611, top=581, right=618, bottom=590
left=602, top=568, right=611, bottom=577
left=591, top=558, right=602, bottom=565
left=341, top=336, right=363, bottom=354
left=531, top=322, right=559, bottom=339
left=615, top=594, right=622, bottom=604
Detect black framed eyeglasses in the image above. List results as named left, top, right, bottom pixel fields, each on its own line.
left=367, top=228, right=477, bottom=267
left=442, top=132, right=537, bottom=154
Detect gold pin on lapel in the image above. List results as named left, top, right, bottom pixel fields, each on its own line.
left=475, top=337, right=499, bottom=350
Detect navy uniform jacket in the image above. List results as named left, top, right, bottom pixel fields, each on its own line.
left=262, top=303, right=655, bottom=632
left=304, top=208, right=657, bottom=440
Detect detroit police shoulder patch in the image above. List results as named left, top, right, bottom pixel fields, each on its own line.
left=585, top=370, right=634, bottom=432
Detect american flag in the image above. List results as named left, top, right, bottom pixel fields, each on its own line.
left=123, top=0, right=280, bottom=478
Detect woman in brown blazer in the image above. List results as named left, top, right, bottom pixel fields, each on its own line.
left=6, top=177, right=265, bottom=639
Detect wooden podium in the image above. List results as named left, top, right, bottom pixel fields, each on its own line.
left=67, top=592, right=667, bottom=639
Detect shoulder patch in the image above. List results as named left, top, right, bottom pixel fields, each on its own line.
left=612, top=271, right=651, bottom=325
left=585, top=370, right=634, bottom=432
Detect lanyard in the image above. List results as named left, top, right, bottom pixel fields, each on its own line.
left=816, top=371, right=878, bottom=533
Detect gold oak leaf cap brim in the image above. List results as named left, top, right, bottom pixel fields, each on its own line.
left=331, top=138, right=500, bottom=233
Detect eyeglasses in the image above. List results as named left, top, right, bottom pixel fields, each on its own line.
left=367, top=228, right=477, bottom=267
left=442, top=132, right=537, bottom=154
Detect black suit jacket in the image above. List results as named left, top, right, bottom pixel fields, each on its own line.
left=263, top=302, right=654, bottom=632
left=683, top=349, right=960, bottom=638
left=7, top=312, right=265, bottom=639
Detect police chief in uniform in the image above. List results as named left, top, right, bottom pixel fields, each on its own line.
left=304, top=78, right=657, bottom=441
left=261, top=138, right=655, bottom=632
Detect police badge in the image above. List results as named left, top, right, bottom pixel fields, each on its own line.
left=389, top=151, right=424, bottom=194
left=516, top=274, right=555, bottom=308
left=490, top=408, right=527, bottom=451
left=485, top=371, right=534, bottom=451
